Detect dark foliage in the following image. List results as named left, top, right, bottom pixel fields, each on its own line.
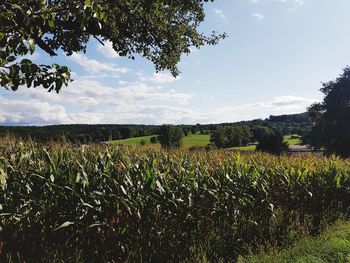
left=210, top=125, right=251, bottom=148
left=0, top=1, right=224, bottom=92
left=256, top=132, right=289, bottom=155
left=158, top=125, right=184, bottom=149
left=307, top=67, right=350, bottom=157
left=150, top=136, right=158, bottom=144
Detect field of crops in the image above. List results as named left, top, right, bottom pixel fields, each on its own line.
left=0, top=137, right=350, bottom=262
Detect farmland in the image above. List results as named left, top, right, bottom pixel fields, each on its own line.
left=111, top=134, right=302, bottom=151
left=0, top=138, right=349, bottom=262
left=111, top=134, right=212, bottom=149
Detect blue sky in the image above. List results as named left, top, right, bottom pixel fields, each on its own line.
left=1, top=0, right=350, bottom=125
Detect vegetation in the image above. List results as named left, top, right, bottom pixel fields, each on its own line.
left=210, top=125, right=251, bottom=148
left=307, top=66, right=350, bottom=158
left=239, top=221, right=350, bottom=263
left=158, top=124, right=184, bottom=149
left=182, top=134, right=211, bottom=147
left=1, top=138, right=350, bottom=262
left=256, top=132, right=290, bottom=155
left=0, top=0, right=224, bottom=92
left=112, top=135, right=155, bottom=146
left=0, top=112, right=311, bottom=144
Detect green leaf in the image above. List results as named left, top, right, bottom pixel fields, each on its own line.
left=54, top=221, right=74, bottom=231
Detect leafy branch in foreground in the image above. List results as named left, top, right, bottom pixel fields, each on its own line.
left=0, top=0, right=225, bottom=93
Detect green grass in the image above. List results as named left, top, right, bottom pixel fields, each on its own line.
left=238, top=221, right=350, bottom=263
left=111, top=134, right=302, bottom=150
left=182, top=134, right=210, bottom=147
left=111, top=134, right=211, bottom=148
left=233, top=135, right=302, bottom=151
left=285, top=134, right=302, bottom=145
left=111, top=135, right=154, bottom=146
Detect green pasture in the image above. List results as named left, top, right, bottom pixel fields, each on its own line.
left=111, top=135, right=154, bottom=146
left=111, top=134, right=302, bottom=150
left=111, top=134, right=211, bottom=148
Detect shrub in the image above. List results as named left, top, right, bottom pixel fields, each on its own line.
left=256, top=132, right=289, bottom=155
left=150, top=136, right=158, bottom=144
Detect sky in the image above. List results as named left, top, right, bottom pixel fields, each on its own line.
left=1, top=0, right=350, bottom=125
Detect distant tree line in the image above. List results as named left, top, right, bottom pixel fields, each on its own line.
left=0, top=112, right=310, bottom=144
left=0, top=125, right=159, bottom=143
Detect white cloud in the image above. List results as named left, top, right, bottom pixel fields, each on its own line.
left=137, top=72, right=180, bottom=85
left=97, top=41, right=120, bottom=58
left=0, top=74, right=192, bottom=125
left=69, top=53, right=128, bottom=74
left=0, top=95, right=71, bottom=125
left=192, top=95, right=315, bottom=124
left=251, top=13, right=265, bottom=20
left=213, top=9, right=227, bottom=19
left=0, top=77, right=316, bottom=126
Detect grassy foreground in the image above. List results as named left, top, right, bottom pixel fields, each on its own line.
left=1, top=138, right=350, bottom=262
left=239, top=221, right=350, bottom=263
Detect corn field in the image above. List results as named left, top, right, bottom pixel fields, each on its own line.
left=1, top=138, right=350, bottom=262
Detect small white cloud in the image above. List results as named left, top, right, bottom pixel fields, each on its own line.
left=251, top=13, right=265, bottom=20
left=213, top=9, right=227, bottom=19
left=69, top=53, right=128, bottom=75
left=137, top=72, right=180, bottom=85
left=97, top=41, right=120, bottom=58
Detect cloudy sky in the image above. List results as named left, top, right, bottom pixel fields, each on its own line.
left=1, top=0, right=350, bottom=125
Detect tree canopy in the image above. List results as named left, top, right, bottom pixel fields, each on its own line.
left=307, top=67, right=350, bottom=157
left=158, top=125, right=184, bottom=149
left=210, top=125, right=251, bottom=149
left=0, top=0, right=224, bottom=92
left=256, top=132, right=289, bottom=155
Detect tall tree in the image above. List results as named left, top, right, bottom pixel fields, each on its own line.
left=158, top=125, right=184, bottom=149
left=308, top=67, right=350, bottom=157
left=0, top=0, right=224, bottom=93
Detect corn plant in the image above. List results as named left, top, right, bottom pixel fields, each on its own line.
left=0, top=138, right=350, bottom=262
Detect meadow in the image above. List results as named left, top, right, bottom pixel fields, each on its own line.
left=111, top=134, right=302, bottom=151
left=0, top=137, right=349, bottom=262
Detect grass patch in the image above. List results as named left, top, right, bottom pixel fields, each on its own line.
left=111, top=135, right=154, bottom=146
left=111, top=134, right=302, bottom=151
left=285, top=134, right=302, bottom=145
left=182, top=134, right=210, bottom=147
left=238, top=221, right=350, bottom=263
left=111, top=134, right=211, bottom=148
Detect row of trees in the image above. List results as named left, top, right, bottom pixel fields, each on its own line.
left=0, top=113, right=310, bottom=144
left=210, top=126, right=250, bottom=148
left=209, top=125, right=289, bottom=155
